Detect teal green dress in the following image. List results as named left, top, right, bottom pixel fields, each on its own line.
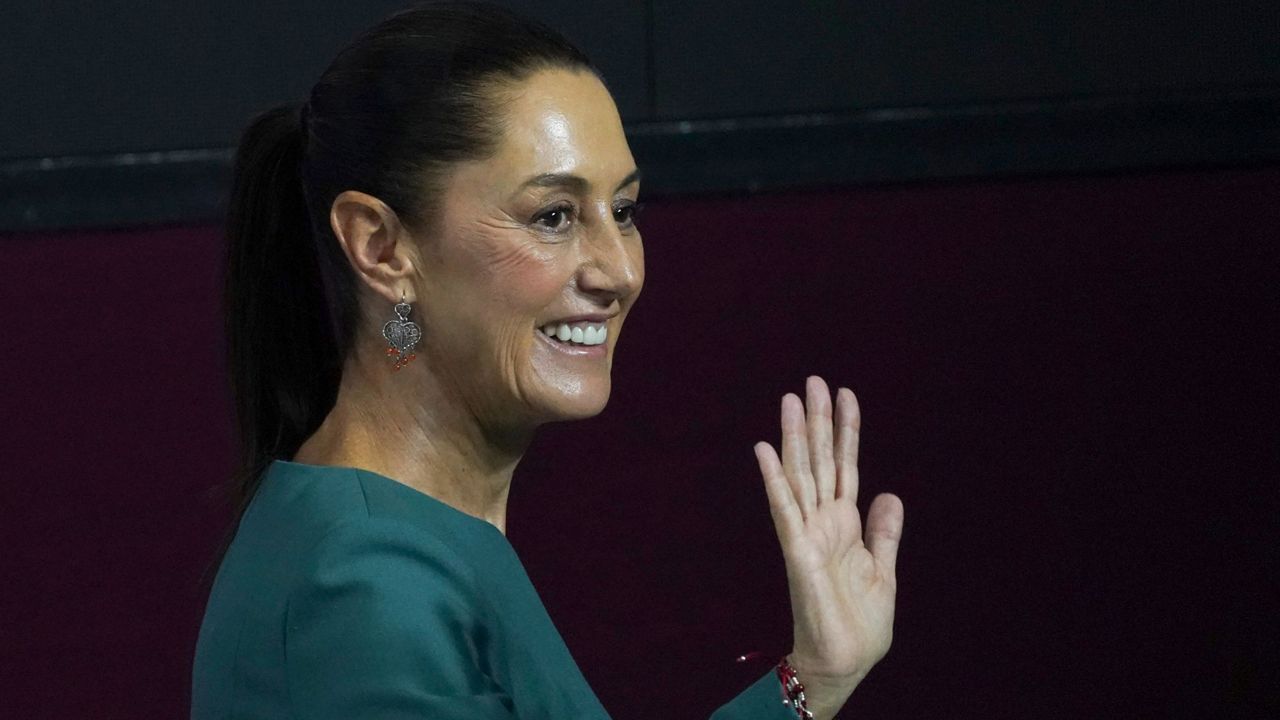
left=192, top=460, right=793, bottom=719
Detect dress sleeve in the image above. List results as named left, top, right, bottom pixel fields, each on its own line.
left=285, top=518, right=517, bottom=720
left=709, top=668, right=797, bottom=720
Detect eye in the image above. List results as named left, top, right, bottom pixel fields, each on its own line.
left=614, top=200, right=645, bottom=229
left=533, top=202, right=575, bottom=233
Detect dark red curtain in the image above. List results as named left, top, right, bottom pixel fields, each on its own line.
left=2, top=166, right=1276, bottom=718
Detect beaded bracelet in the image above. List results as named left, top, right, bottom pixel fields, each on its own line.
left=775, top=656, right=815, bottom=719
left=735, top=651, right=814, bottom=719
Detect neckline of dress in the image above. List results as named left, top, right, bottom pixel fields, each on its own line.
left=269, top=458, right=506, bottom=537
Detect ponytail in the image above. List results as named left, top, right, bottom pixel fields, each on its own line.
left=222, top=104, right=341, bottom=518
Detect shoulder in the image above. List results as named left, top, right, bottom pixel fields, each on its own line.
left=288, top=515, right=486, bottom=625
left=284, top=516, right=502, bottom=704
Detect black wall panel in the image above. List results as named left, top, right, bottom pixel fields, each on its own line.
left=0, top=0, right=648, bottom=159
left=651, top=1, right=1280, bottom=118
left=1, top=1, right=1277, bottom=230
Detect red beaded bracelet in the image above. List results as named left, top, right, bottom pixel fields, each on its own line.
left=775, top=656, right=815, bottom=719
left=735, top=651, right=814, bottom=719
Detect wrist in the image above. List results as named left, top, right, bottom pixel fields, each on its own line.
left=781, top=653, right=860, bottom=720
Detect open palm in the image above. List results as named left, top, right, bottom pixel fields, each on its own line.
left=754, top=376, right=904, bottom=714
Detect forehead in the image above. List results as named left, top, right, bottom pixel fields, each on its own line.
left=487, top=67, right=634, bottom=181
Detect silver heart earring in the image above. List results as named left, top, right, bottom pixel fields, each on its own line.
left=381, top=289, right=422, bottom=372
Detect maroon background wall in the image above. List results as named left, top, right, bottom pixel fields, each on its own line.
left=2, top=166, right=1276, bottom=718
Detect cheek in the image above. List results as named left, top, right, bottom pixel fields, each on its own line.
left=447, top=237, right=573, bottom=364
left=483, top=244, right=570, bottom=324
left=450, top=228, right=568, bottom=312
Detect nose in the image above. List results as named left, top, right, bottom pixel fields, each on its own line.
left=575, top=207, right=642, bottom=302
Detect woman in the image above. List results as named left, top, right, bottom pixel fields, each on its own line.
left=192, top=2, right=905, bottom=718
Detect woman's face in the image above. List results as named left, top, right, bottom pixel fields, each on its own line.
left=416, top=67, right=644, bottom=429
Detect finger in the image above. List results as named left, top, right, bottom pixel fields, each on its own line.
left=834, top=387, right=861, bottom=503
left=805, top=376, right=837, bottom=504
left=865, top=492, right=904, bottom=581
left=780, top=393, right=816, bottom=518
left=754, top=442, right=803, bottom=542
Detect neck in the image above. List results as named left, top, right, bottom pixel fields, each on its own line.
left=292, top=347, right=532, bottom=535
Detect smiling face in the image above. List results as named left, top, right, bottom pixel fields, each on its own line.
left=413, top=66, right=644, bottom=429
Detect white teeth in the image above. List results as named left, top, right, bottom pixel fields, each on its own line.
left=541, top=322, right=608, bottom=346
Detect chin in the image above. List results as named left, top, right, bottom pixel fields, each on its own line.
left=533, top=377, right=612, bottom=422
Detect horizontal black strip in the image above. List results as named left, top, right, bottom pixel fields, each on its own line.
left=1, top=148, right=235, bottom=234
left=3, top=89, right=1277, bottom=233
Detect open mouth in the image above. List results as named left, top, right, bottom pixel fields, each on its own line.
left=538, top=321, right=608, bottom=347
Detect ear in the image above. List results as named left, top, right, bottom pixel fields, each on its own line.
left=329, top=190, right=418, bottom=305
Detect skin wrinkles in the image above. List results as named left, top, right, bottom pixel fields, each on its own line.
left=294, top=67, right=643, bottom=532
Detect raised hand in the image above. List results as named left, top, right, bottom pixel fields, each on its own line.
left=753, top=377, right=904, bottom=719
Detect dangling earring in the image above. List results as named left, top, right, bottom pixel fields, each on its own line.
left=382, top=289, right=421, bottom=372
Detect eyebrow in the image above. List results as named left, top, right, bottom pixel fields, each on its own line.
left=518, top=167, right=643, bottom=194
